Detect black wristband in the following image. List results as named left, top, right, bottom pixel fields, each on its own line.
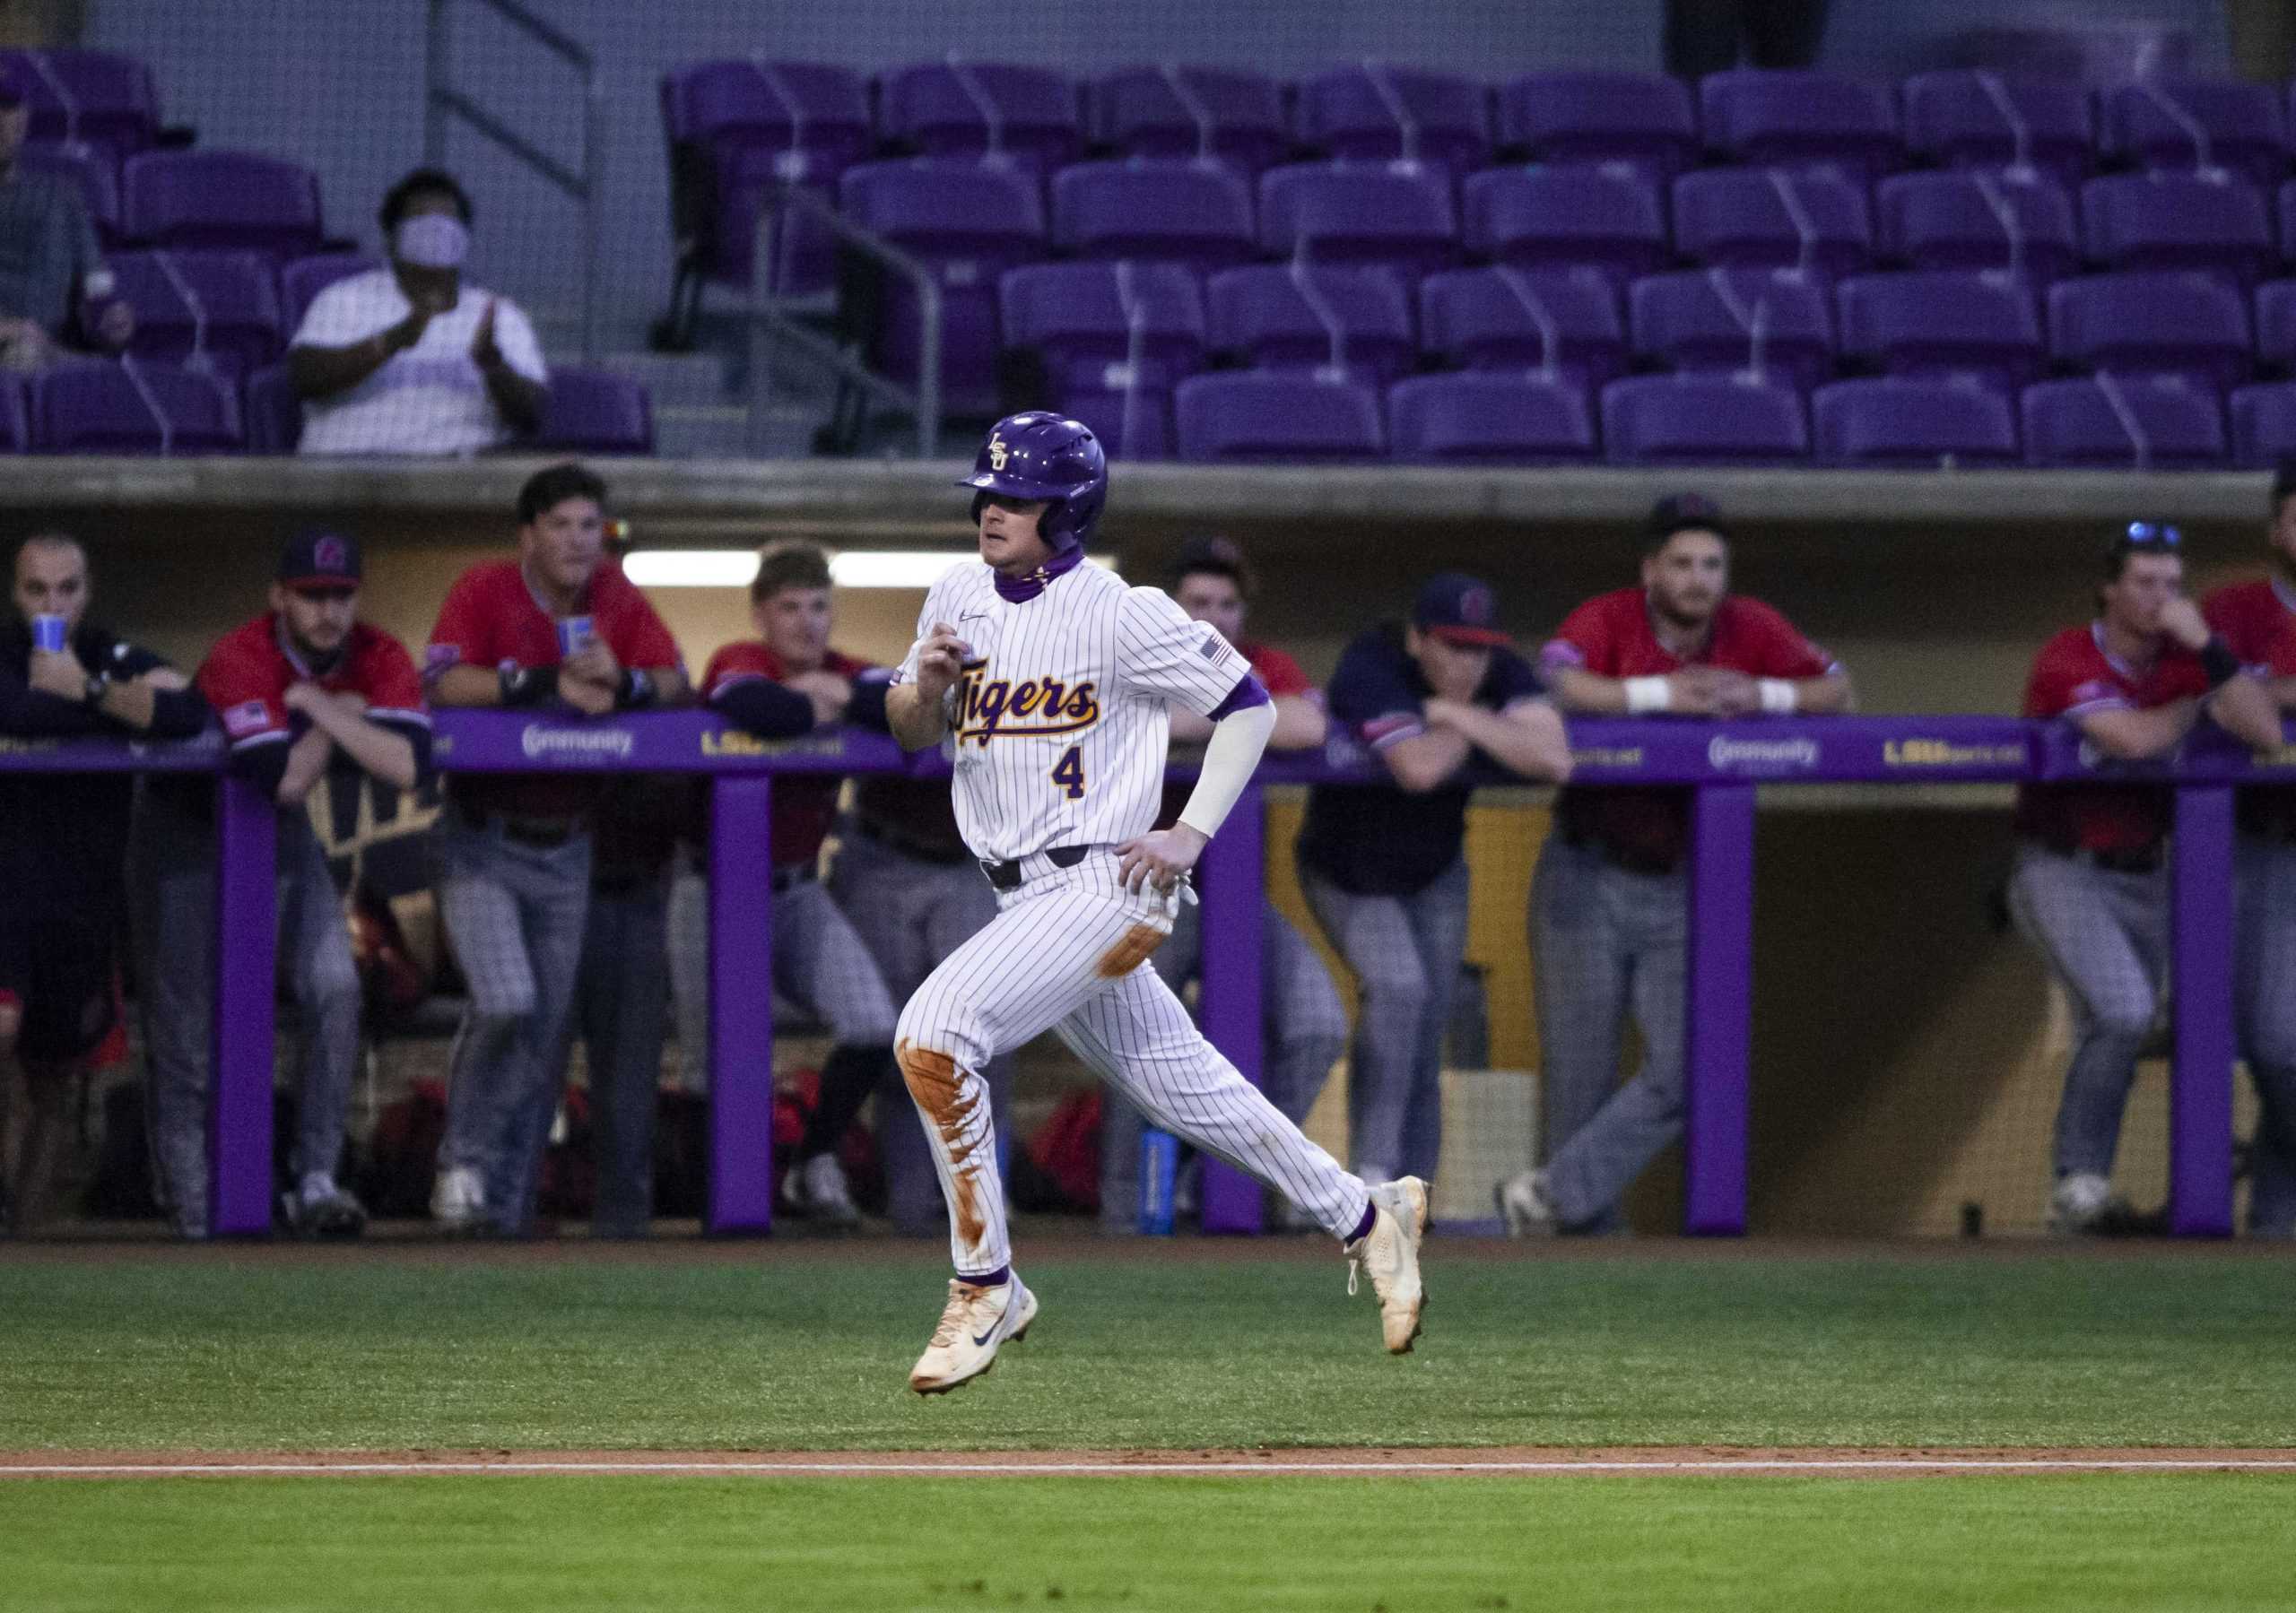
left=2199, top=636, right=2243, bottom=691
left=499, top=664, right=559, bottom=707
left=615, top=668, right=657, bottom=710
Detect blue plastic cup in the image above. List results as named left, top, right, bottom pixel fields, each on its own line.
left=31, top=614, right=67, bottom=653
left=1138, top=1130, right=1178, bottom=1236
left=556, top=615, right=595, bottom=660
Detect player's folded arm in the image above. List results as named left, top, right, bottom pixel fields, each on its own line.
left=708, top=671, right=816, bottom=740
left=2074, top=698, right=2196, bottom=761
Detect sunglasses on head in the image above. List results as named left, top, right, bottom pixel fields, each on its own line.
left=2124, top=521, right=2181, bottom=549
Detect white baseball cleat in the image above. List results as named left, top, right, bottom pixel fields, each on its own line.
left=2048, top=1172, right=2118, bottom=1234
left=909, top=1276, right=1039, bottom=1395
left=430, top=1165, right=486, bottom=1232
left=783, top=1153, right=862, bottom=1228
left=1496, top=1168, right=1558, bottom=1237
left=1347, top=1176, right=1429, bottom=1354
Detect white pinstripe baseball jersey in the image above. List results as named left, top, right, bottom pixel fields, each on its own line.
left=894, top=560, right=1253, bottom=863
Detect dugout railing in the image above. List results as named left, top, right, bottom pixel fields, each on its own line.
left=8, top=708, right=2290, bottom=1239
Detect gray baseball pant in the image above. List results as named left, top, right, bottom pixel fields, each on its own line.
left=1299, top=855, right=1471, bottom=1184
left=827, top=826, right=1011, bottom=1234
left=432, top=808, right=592, bottom=1234
left=2006, top=844, right=2170, bottom=1182
left=1531, top=836, right=1688, bottom=1231
left=1100, top=894, right=1349, bottom=1227
left=562, top=871, right=671, bottom=1237
left=130, top=788, right=362, bottom=1236
left=2235, top=833, right=2296, bottom=1236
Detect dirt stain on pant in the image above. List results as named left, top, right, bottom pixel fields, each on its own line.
left=897, top=1040, right=987, bottom=1251
left=1097, top=923, right=1167, bottom=978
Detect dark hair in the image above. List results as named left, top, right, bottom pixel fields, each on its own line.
left=2100, top=520, right=2182, bottom=584
left=752, top=540, right=832, bottom=603
left=517, top=462, right=607, bottom=526
left=1167, top=534, right=1254, bottom=597
left=378, top=167, right=474, bottom=234
left=2274, top=459, right=2296, bottom=519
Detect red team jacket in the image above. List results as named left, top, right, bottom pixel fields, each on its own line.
left=701, top=641, right=877, bottom=869
left=1540, top=589, right=1838, bottom=868
left=2014, top=623, right=2210, bottom=855
left=200, top=614, right=427, bottom=756
left=425, top=558, right=683, bottom=820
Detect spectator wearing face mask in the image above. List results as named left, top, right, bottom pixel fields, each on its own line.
left=286, top=166, right=548, bottom=456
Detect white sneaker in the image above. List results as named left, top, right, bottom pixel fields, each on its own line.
left=909, top=1276, right=1039, bottom=1395
left=1496, top=1168, right=1558, bottom=1237
left=782, top=1153, right=862, bottom=1228
left=2048, top=1172, right=2117, bottom=1234
left=1346, top=1176, right=1429, bottom=1354
left=430, top=1165, right=486, bottom=1230
left=283, top=1173, right=367, bottom=1239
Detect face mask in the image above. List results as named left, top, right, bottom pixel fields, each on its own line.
left=395, top=213, right=469, bottom=271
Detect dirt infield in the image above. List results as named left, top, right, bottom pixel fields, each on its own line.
left=5, top=1447, right=2292, bottom=1479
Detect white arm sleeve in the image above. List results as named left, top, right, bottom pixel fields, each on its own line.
left=1176, top=699, right=1274, bottom=840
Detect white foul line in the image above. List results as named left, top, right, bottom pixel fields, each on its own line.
left=4, top=1458, right=2296, bottom=1479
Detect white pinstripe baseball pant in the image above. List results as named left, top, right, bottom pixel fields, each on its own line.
left=895, top=848, right=1369, bottom=1278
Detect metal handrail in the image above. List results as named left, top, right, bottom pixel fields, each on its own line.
left=748, top=183, right=943, bottom=458
left=423, top=0, right=606, bottom=360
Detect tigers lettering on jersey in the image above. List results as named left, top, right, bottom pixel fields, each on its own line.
left=953, top=656, right=1102, bottom=745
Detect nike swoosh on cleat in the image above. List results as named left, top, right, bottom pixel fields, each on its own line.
left=972, top=1330, right=997, bottom=1346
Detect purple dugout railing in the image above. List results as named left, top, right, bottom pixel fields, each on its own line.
left=5, top=710, right=2291, bottom=1238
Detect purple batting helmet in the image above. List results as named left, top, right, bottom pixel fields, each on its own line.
left=957, top=411, right=1108, bottom=553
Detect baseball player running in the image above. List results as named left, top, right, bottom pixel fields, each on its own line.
left=2200, top=471, right=2296, bottom=1236
left=886, top=412, right=1427, bottom=1394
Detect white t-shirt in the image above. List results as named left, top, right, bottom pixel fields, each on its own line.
left=291, top=269, right=548, bottom=456
left=893, top=560, right=1256, bottom=863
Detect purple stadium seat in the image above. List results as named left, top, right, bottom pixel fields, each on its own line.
left=839, top=160, right=1048, bottom=414
left=31, top=356, right=243, bottom=454
left=1900, top=70, right=2095, bottom=186
left=658, top=59, right=872, bottom=299
left=1495, top=72, right=1699, bottom=176
left=2256, top=280, right=2296, bottom=374
left=241, top=362, right=299, bottom=454
left=2283, top=179, right=2296, bottom=267
left=1629, top=268, right=1834, bottom=389
left=1419, top=265, right=1627, bottom=386
left=122, top=151, right=325, bottom=260
left=0, top=376, right=25, bottom=453
left=107, top=248, right=285, bottom=376
left=1257, top=162, right=1457, bottom=275
left=1050, top=160, right=1257, bottom=269
left=2230, top=381, right=2296, bottom=465
left=18, top=140, right=120, bottom=244
left=537, top=368, right=654, bottom=455
left=1699, top=70, right=1901, bottom=178
left=998, top=262, right=1205, bottom=461
left=879, top=61, right=1082, bottom=172
left=1461, top=166, right=1668, bottom=289
left=1874, top=170, right=2080, bottom=283
left=1672, top=168, right=1872, bottom=278
left=2101, top=79, right=2289, bottom=190
left=1088, top=65, right=1288, bottom=173
left=2021, top=376, right=2225, bottom=467
left=279, top=253, right=378, bottom=333
left=1387, top=371, right=1596, bottom=463
left=1600, top=373, right=1808, bottom=464
left=0, top=48, right=162, bottom=158
left=1205, top=264, right=1415, bottom=384
left=1295, top=65, right=1491, bottom=170
left=1173, top=371, right=1383, bottom=463
left=2082, top=172, right=2274, bottom=285
left=2048, top=271, right=2251, bottom=393
left=1835, top=272, right=2042, bottom=393
left=1812, top=377, right=2020, bottom=466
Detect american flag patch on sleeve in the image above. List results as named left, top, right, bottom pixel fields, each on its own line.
left=221, top=700, right=275, bottom=740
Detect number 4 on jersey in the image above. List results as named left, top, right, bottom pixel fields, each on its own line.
left=1050, top=745, right=1086, bottom=800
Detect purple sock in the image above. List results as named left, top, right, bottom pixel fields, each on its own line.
left=957, top=1265, right=1010, bottom=1288
left=1344, top=1203, right=1377, bottom=1244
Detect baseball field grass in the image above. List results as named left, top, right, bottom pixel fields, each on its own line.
left=2, top=1236, right=2291, bottom=1611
